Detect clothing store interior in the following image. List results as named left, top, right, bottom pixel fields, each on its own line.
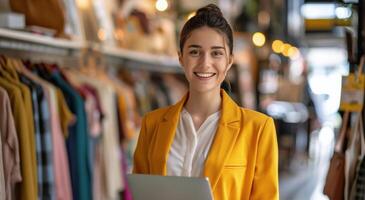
left=0, top=0, right=364, bottom=199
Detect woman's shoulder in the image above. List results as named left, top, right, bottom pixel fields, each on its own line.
left=238, top=108, right=276, bottom=137
left=144, top=106, right=170, bottom=118
left=142, top=105, right=174, bottom=124
left=240, top=107, right=273, bottom=124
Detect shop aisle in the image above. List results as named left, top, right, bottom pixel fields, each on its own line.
left=280, top=126, right=334, bottom=200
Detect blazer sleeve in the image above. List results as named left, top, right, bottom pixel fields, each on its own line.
left=133, top=116, right=149, bottom=174
left=251, top=117, right=279, bottom=199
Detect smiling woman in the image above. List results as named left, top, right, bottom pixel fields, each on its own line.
left=179, top=26, right=233, bottom=94
left=133, top=4, right=279, bottom=200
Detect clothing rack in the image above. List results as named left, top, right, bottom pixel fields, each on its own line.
left=0, top=28, right=182, bottom=74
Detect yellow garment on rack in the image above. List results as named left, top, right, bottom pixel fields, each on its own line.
left=117, top=89, right=136, bottom=141
left=0, top=62, right=37, bottom=176
left=1, top=58, right=18, bottom=80
left=55, top=88, right=74, bottom=138
left=0, top=77, right=37, bottom=200
left=107, top=76, right=139, bottom=141
left=0, top=61, right=38, bottom=200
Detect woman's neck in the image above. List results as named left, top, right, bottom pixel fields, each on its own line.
left=184, top=88, right=222, bottom=120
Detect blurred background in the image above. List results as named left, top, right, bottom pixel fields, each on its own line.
left=0, top=0, right=363, bottom=199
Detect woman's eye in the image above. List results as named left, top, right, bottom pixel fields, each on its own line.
left=212, top=51, right=224, bottom=57
left=189, top=50, right=199, bottom=56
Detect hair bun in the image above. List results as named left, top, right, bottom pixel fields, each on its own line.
left=196, top=4, right=223, bottom=17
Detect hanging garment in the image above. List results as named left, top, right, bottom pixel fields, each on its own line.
left=107, top=76, right=137, bottom=142
left=0, top=128, right=5, bottom=200
left=19, top=63, right=73, bottom=200
left=61, top=69, right=105, bottom=200
left=0, top=65, right=37, bottom=171
left=82, top=72, right=123, bottom=199
left=59, top=68, right=104, bottom=197
left=109, top=75, right=140, bottom=141
left=78, top=85, right=101, bottom=138
left=345, top=114, right=365, bottom=200
left=0, top=88, right=8, bottom=200
left=0, top=76, right=37, bottom=200
left=121, top=148, right=132, bottom=200
left=19, top=73, right=56, bottom=200
left=48, top=70, right=91, bottom=200
left=56, top=89, right=75, bottom=138
left=11, top=57, right=61, bottom=200
left=0, top=86, right=21, bottom=200
left=65, top=70, right=123, bottom=199
left=0, top=58, right=38, bottom=200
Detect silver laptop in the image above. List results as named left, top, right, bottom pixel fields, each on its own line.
left=126, top=174, right=214, bottom=200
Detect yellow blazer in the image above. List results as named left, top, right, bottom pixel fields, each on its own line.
left=133, top=90, right=279, bottom=200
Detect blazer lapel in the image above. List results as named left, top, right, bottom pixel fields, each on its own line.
left=203, top=90, right=241, bottom=191
left=149, top=93, right=188, bottom=175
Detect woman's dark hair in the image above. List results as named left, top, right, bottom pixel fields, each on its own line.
left=179, top=4, right=233, bottom=55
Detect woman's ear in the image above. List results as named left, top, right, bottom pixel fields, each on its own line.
left=226, top=54, right=234, bottom=73
left=178, top=51, right=183, bottom=66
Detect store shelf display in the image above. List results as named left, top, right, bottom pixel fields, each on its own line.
left=98, top=45, right=182, bottom=73
left=0, top=28, right=86, bottom=50
left=0, top=28, right=182, bottom=73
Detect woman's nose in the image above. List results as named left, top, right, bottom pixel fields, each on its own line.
left=199, top=53, right=212, bottom=67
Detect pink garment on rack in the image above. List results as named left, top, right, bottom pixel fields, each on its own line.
left=121, top=148, right=132, bottom=200
left=0, top=87, right=21, bottom=200
left=78, top=85, right=102, bottom=138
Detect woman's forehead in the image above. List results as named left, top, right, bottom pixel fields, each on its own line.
left=184, top=27, right=227, bottom=48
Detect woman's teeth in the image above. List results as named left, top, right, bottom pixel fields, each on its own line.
left=194, top=72, right=216, bottom=78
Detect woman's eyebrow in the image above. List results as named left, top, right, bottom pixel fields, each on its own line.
left=187, top=45, right=225, bottom=49
left=211, top=46, right=225, bottom=49
left=188, top=45, right=201, bottom=48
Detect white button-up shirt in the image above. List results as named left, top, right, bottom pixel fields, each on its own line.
left=166, top=108, right=220, bottom=177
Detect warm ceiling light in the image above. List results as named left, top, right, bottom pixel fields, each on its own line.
left=335, top=7, right=352, bottom=19
left=252, top=32, right=266, bottom=47
left=282, top=43, right=292, bottom=57
left=272, top=40, right=284, bottom=53
left=77, top=0, right=89, bottom=9
left=156, top=0, right=168, bottom=12
left=98, top=29, right=106, bottom=41
left=288, top=47, right=300, bottom=60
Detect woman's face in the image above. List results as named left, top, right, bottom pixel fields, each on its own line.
left=179, top=26, right=233, bottom=94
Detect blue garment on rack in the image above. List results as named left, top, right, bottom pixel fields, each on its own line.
left=48, top=70, right=91, bottom=200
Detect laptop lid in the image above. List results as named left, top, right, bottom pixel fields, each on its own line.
left=126, top=174, right=214, bottom=200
